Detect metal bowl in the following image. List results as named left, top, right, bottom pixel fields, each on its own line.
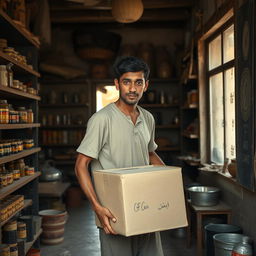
left=188, top=186, right=220, bottom=206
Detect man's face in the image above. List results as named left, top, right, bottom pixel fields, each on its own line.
left=114, top=71, right=149, bottom=105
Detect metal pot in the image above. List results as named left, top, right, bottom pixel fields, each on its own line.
left=188, top=186, right=220, bottom=206
left=40, top=160, right=62, bottom=182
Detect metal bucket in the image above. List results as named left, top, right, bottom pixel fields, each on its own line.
left=187, top=186, right=220, bottom=206
left=205, top=224, right=242, bottom=256
left=213, top=233, right=246, bottom=256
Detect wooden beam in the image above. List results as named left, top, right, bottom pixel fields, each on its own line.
left=50, top=0, right=194, bottom=11
left=51, top=9, right=189, bottom=23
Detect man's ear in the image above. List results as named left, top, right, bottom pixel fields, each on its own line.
left=144, top=80, right=149, bottom=92
left=114, top=78, right=119, bottom=91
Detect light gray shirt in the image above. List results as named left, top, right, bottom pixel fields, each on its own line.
left=77, top=103, right=157, bottom=171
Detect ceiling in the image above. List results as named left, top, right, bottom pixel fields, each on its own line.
left=49, top=0, right=195, bottom=25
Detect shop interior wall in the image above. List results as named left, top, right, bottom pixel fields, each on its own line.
left=41, top=25, right=185, bottom=80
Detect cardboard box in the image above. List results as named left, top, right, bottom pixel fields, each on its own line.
left=93, top=165, right=188, bottom=236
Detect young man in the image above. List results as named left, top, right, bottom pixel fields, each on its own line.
left=75, top=56, right=165, bottom=256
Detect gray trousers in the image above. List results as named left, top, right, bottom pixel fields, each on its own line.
left=99, top=229, right=164, bottom=256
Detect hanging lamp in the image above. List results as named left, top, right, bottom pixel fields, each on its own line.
left=112, top=0, right=144, bottom=23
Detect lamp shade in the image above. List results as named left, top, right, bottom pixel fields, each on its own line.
left=112, top=0, right=144, bottom=23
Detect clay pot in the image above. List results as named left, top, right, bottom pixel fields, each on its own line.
left=39, top=209, right=67, bottom=245
left=228, top=159, right=237, bottom=178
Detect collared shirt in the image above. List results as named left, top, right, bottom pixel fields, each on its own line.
left=77, top=103, right=157, bottom=171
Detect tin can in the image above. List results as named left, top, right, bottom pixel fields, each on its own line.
left=17, top=222, right=27, bottom=239
left=0, top=244, right=10, bottom=256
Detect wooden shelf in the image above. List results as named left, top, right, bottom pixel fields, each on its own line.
left=156, top=124, right=180, bottom=129
left=182, top=132, right=199, bottom=139
left=157, top=147, right=180, bottom=152
left=140, top=104, right=179, bottom=108
left=41, top=125, right=86, bottom=129
left=0, top=173, right=41, bottom=200
left=0, top=199, right=32, bottom=226
left=0, top=85, right=41, bottom=100
left=0, top=10, right=39, bottom=48
left=25, top=228, right=43, bottom=254
left=182, top=104, right=198, bottom=109
left=40, top=103, right=88, bottom=108
left=0, top=52, right=40, bottom=77
left=0, top=147, right=41, bottom=165
left=0, top=123, right=40, bottom=129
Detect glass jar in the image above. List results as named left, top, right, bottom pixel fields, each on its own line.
left=17, top=159, right=25, bottom=177
left=27, top=109, right=34, bottom=123
left=12, top=80, right=19, bottom=89
left=0, top=143, right=4, bottom=157
left=0, top=65, right=8, bottom=87
left=18, top=140, right=23, bottom=152
left=0, top=100, right=9, bottom=124
left=0, top=244, right=10, bottom=256
left=25, top=167, right=35, bottom=176
left=17, top=107, right=27, bottom=123
left=6, top=63, right=13, bottom=88
left=24, top=139, right=34, bottom=149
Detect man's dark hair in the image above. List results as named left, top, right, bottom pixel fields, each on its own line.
left=113, top=56, right=150, bottom=80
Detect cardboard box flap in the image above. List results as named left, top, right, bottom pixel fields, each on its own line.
left=93, top=165, right=180, bottom=175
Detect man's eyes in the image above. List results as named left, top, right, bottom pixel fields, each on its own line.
left=122, top=80, right=143, bottom=86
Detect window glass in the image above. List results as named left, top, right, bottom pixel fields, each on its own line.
left=224, top=68, right=236, bottom=159
left=209, top=35, right=222, bottom=70
left=210, top=73, right=224, bottom=164
left=223, top=25, right=234, bottom=63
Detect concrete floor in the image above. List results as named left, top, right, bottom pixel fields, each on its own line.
left=40, top=200, right=196, bottom=256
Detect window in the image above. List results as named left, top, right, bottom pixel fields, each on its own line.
left=207, top=23, right=235, bottom=164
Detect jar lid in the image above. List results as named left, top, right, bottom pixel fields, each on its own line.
left=18, top=107, right=26, bottom=110
left=0, top=100, right=8, bottom=104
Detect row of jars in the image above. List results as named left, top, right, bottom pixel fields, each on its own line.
left=0, top=64, right=38, bottom=95
left=0, top=160, right=35, bottom=188
left=0, top=195, right=24, bottom=223
left=41, top=130, right=84, bottom=145
left=0, top=219, right=27, bottom=256
left=0, top=100, right=34, bottom=124
left=1, top=43, right=29, bottom=66
left=0, top=139, right=34, bottom=157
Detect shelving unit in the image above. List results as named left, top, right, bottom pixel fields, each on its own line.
left=39, top=78, right=92, bottom=183
left=0, top=123, right=40, bottom=129
left=0, top=148, right=41, bottom=165
left=179, top=41, right=200, bottom=179
left=0, top=9, right=41, bottom=252
left=0, top=173, right=41, bottom=200
left=139, top=78, right=181, bottom=165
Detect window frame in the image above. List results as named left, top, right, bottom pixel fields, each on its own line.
left=205, top=18, right=235, bottom=164
left=198, top=12, right=235, bottom=164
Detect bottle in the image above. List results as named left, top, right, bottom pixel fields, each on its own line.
left=232, top=236, right=253, bottom=256
left=0, top=65, right=8, bottom=87
left=0, top=100, right=9, bottom=124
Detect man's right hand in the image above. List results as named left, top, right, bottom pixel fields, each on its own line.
left=95, top=205, right=117, bottom=235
